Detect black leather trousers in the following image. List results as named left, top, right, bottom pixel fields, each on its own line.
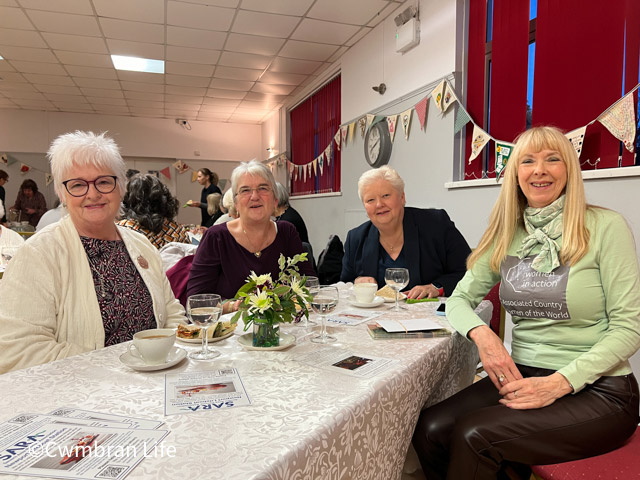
left=412, top=365, right=639, bottom=480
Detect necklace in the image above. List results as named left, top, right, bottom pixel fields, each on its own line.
left=380, top=230, right=404, bottom=253
left=242, top=224, right=266, bottom=258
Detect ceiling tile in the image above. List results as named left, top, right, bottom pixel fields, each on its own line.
left=205, top=88, right=246, bottom=99
left=0, top=28, right=47, bottom=47
left=251, top=83, right=295, bottom=95
left=9, top=60, right=67, bottom=75
left=268, top=56, right=320, bottom=74
left=165, top=101, right=200, bottom=110
left=279, top=40, right=338, bottom=61
left=130, top=107, right=165, bottom=116
left=166, top=46, right=220, bottom=65
left=51, top=102, right=94, bottom=112
left=167, top=1, right=234, bottom=31
left=165, top=94, right=203, bottom=105
left=14, top=99, right=55, bottom=107
left=4, top=90, right=44, bottom=99
left=259, top=71, right=306, bottom=86
left=327, top=45, right=348, bottom=63
left=116, top=70, right=164, bottom=83
left=165, top=74, right=209, bottom=87
left=174, top=0, right=239, bottom=7
left=243, top=92, right=287, bottom=102
left=224, top=33, right=284, bottom=57
left=42, top=32, right=108, bottom=54
left=208, top=78, right=254, bottom=91
left=218, top=51, right=271, bottom=70
left=106, top=39, right=164, bottom=60
left=239, top=0, right=313, bottom=16
left=100, top=18, right=165, bottom=44
left=26, top=10, right=101, bottom=36
left=213, top=66, right=262, bottom=81
left=0, top=7, right=36, bottom=29
left=0, top=0, right=20, bottom=7
left=65, top=65, right=118, bottom=79
left=18, top=0, right=93, bottom=15
left=197, top=112, right=231, bottom=121
left=200, top=102, right=236, bottom=112
left=166, top=26, right=226, bottom=50
left=74, top=77, right=122, bottom=89
left=55, top=51, right=112, bottom=68
left=345, top=27, right=371, bottom=47
left=367, top=2, right=398, bottom=27
left=307, top=0, right=389, bottom=24
left=201, top=97, right=240, bottom=107
left=127, top=99, right=165, bottom=108
left=94, top=105, right=131, bottom=114
left=86, top=96, right=127, bottom=106
left=238, top=99, right=280, bottom=110
left=45, top=93, right=87, bottom=102
left=165, top=61, right=214, bottom=77
left=231, top=10, right=299, bottom=38
left=0, top=46, right=58, bottom=63
left=124, top=90, right=165, bottom=101
left=0, top=71, right=27, bottom=82
left=36, top=84, right=82, bottom=95
left=291, top=18, right=359, bottom=45
left=79, top=87, right=124, bottom=98
left=165, top=84, right=207, bottom=96
left=120, top=81, right=164, bottom=93
left=0, top=81, right=36, bottom=92
left=93, top=0, right=164, bottom=24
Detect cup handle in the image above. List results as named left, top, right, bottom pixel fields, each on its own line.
left=128, top=344, right=142, bottom=359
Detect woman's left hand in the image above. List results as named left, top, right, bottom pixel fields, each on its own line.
left=405, top=284, right=440, bottom=299
left=498, top=372, right=574, bottom=410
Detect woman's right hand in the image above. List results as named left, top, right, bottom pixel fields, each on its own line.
left=355, top=276, right=377, bottom=284
left=469, top=325, right=523, bottom=390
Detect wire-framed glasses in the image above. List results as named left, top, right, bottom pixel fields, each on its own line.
left=62, top=175, right=118, bottom=197
left=235, top=185, right=272, bottom=198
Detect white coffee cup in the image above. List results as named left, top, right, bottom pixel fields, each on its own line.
left=128, top=328, right=176, bottom=365
left=354, top=283, right=378, bottom=304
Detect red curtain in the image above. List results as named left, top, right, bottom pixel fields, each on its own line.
left=290, top=75, right=341, bottom=195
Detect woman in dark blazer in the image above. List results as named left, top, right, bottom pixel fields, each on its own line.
left=341, top=166, right=471, bottom=299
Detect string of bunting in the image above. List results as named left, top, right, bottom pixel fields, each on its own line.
left=268, top=76, right=639, bottom=184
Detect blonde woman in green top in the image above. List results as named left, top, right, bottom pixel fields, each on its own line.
left=412, top=126, right=640, bottom=480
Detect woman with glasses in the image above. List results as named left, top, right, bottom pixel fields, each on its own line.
left=0, top=131, right=186, bottom=373
left=186, top=160, right=314, bottom=312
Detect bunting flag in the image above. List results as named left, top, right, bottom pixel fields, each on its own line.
left=401, top=108, right=413, bottom=140
left=312, top=159, right=317, bottom=175
left=469, top=125, right=491, bottom=163
left=453, top=107, right=472, bottom=134
left=348, top=122, right=356, bottom=143
left=366, top=114, right=375, bottom=129
left=20, top=163, right=31, bottom=174
left=173, top=160, right=189, bottom=174
left=293, top=166, right=298, bottom=181
left=319, top=156, right=324, bottom=175
left=219, top=179, right=227, bottom=190
left=387, top=115, right=398, bottom=142
left=358, top=117, right=367, bottom=138
left=565, top=126, right=587, bottom=157
left=598, top=93, right=636, bottom=152
left=414, top=96, right=428, bottom=130
left=495, top=141, right=515, bottom=182
left=6, top=155, right=17, bottom=166
left=334, top=130, right=341, bottom=151
left=160, top=166, right=171, bottom=180
left=45, top=173, right=54, bottom=186
left=442, top=80, right=457, bottom=112
left=372, top=115, right=385, bottom=127
left=431, top=79, right=446, bottom=112
left=289, top=162, right=295, bottom=176
left=325, top=143, right=332, bottom=165
left=0, top=153, right=7, bottom=164
left=341, top=125, right=348, bottom=146
left=191, top=171, right=199, bottom=182
left=303, top=164, right=307, bottom=182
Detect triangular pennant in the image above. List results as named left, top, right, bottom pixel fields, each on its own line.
left=325, top=143, right=332, bottom=161
left=454, top=107, right=472, bottom=134
left=160, top=166, right=171, bottom=180
left=565, top=126, right=587, bottom=158
left=312, top=159, right=317, bottom=176
left=191, top=170, right=199, bottom=182
left=20, top=163, right=31, bottom=174
left=358, top=117, right=367, bottom=138
left=294, top=166, right=299, bottom=181
left=318, top=155, right=324, bottom=175
left=371, top=115, right=385, bottom=127
left=173, top=160, right=189, bottom=173
left=341, top=125, right=348, bottom=146
left=387, top=115, right=398, bottom=142
left=6, top=155, right=17, bottom=166
left=414, top=96, right=428, bottom=130
left=348, top=122, right=356, bottom=143
left=442, top=80, right=458, bottom=113
left=401, top=108, right=413, bottom=140
left=307, top=163, right=312, bottom=178
left=366, top=114, right=375, bottom=129
left=494, top=141, right=515, bottom=182
left=219, top=179, right=227, bottom=190
left=334, top=130, right=341, bottom=151
left=45, top=173, right=54, bottom=186
left=468, top=125, right=491, bottom=163
left=431, top=79, right=446, bottom=112
left=303, top=163, right=307, bottom=182
left=289, top=161, right=294, bottom=176
left=598, top=93, right=636, bottom=152
left=0, top=153, right=7, bottom=164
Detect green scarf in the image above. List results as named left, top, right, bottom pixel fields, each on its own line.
left=516, top=195, right=565, bottom=273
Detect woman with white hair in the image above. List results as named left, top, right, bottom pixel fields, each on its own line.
left=213, top=189, right=237, bottom=225
left=341, top=165, right=470, bottom=299
left=187, top=160, right=314, bottom=311
left=0, top=131, right=186, bottom=373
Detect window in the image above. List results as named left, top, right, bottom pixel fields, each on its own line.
left=289, top=75, right=341, bottom=196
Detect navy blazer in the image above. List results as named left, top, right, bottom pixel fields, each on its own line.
left=340, top=207, right=471, bottom=296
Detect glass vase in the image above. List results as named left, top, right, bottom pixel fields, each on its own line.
left=252, top=320, right=280, bottom=348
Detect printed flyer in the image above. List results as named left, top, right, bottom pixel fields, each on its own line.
left=295, top=348, right=397, bottom=378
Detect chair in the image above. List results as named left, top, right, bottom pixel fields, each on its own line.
left=317, top=235, right=343, bottom=285
left=531, top=425, right=640, bottom=479
left=301, top=241, right=317, bottom=273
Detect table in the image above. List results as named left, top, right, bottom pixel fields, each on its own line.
left=0, top=294, right=491, bottom=480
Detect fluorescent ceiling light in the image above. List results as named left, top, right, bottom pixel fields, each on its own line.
left=111, top=55, right=164, bottom=74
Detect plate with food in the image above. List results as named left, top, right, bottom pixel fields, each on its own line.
left=376, top=285, right=407, bottom=303
left=176, top=321, right=237, bottom=344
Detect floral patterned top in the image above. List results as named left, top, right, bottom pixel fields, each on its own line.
left=117, top=218, right=190, bottom=249
left=80, top=237, right=155, bottom=346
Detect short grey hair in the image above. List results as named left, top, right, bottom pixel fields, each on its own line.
left=230, top=159, right=277, bottom=200
left=47, top=131, right=127, bottom=203
left=274, top=182, right=289, bottom=207
left=357, top=165, right=405, bottom=201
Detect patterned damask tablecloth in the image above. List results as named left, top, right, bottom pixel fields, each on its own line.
left=0, top=296, right=491, bottom=480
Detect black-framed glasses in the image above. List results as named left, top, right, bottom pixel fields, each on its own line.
left=62, top=175, right=118, bottom=197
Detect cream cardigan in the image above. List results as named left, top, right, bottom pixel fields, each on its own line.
left=0, top=215, right=186, bottom=373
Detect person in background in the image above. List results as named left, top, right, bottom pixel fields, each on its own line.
left=186, top=168, right=221, bottom=226
left=118, top=173, right=190, bottom=249
left=213, top=188, right=238, bottom=225
left=203, top=192, right=223, bottom=228
left=11, top=178, right=47, bottom=227
left=0, top=131, right=186, bottom=374
left=274, top=182, right=309, bottom=244
left=0, top=170, right=8, bottom=224
left=187, top=160, right=314, bottom=311
left=412, top=126, right=640, bottom=479
left=341, top=166, right=470, bottom=299
left=36, top=199, right=66, bottom=231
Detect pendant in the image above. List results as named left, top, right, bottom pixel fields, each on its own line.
left=254, top=251, right=261, bottom=258
left=137, top=255, right=149, bottom=269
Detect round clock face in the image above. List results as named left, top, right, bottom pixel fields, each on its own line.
left=364, top=122, right=392, bottom=168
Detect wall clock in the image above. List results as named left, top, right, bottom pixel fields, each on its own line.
left=364, top=121, right=392, bottom=168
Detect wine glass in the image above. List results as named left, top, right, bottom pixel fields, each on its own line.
left=310, top=285, right=339, bottom=344
left=186, top=294, right=222, bottom=360
left=385, top=268, right=409, bottom=311
left=299, top=276, right=319, bottom=327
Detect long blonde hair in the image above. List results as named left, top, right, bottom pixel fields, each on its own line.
left=468, top=126, right=590, bottom=272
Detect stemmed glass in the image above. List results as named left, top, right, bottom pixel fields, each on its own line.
left=385, top=268, right=409, bottom=311
left=299, top=276, right=319, bottom=327
left=186, top=294, right=222, bottom=360
left=310, top=285, right=339, bottom=344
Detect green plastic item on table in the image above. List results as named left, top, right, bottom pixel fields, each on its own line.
left=405, top=297, right=439, bottom=304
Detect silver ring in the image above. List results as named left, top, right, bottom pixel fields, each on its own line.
left=498, top=374, right=505, bottom=383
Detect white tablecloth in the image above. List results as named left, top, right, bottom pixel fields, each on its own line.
left=0, top=297, right=491, bottom=480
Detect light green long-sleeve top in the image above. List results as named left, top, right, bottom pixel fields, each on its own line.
left=447, top=207, right=640, bottom=393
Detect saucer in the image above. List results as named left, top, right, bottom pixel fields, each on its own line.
left=177, top=331, right=234, bottom=344
left=237, top=332, right=296, bottom=351
left=348, top=296, right=385, bottom=308
left=119, top=346, right=187, bottom=371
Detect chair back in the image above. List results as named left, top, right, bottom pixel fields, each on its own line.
left=317, top=235, right=343, bottom=285
left=301, top=241, right=317, bottom=273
